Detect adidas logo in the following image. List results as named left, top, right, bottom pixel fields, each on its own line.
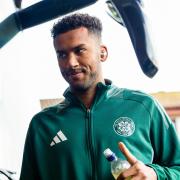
left=50, top=130, right=67, bottom=147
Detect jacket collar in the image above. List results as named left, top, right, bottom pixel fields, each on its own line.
left=63, top=79, right=112, bottom=108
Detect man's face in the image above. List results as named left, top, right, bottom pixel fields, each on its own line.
left=53, top=27, right=107, bottom=92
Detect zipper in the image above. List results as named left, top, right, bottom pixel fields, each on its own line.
left=86, top=108, right=97, bottom=180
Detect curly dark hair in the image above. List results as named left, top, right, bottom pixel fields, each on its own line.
left=51, top=13, right=102, bottom=40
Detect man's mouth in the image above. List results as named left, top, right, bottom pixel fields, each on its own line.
left=66, top=68, right=86, bottom=79
left=69, top=70, right=82, bottom=75
left=66, top=68, right=86, bottom=75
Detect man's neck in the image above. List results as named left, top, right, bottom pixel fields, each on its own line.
left=74, top=85, right=97, bottom=109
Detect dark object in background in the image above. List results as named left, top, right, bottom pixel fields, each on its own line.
left=106, top=0, right=158, bottom=78
left=13, top=0, right=22, bottom=9
left=0, top=0, right=98, bottom=48
left=0, top=168, right=16, bottom=180
left=17, top=0, right=97, bottom=30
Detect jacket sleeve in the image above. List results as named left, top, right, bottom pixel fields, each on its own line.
left=20, top=119, right=40, bottom=180
left=147, top=99, right=180, bottom=179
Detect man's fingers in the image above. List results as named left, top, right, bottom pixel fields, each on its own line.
left=118, top=142, right=138, bottom=165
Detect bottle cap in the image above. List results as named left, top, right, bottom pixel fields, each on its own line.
left=103, top=148, right=113, bottom=157
left=103, top=148, right=116, bottom=161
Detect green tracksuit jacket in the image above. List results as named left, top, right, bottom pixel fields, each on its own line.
left=20, top=80, right=180, bottom=180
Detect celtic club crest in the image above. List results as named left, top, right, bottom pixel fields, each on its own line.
left=113, top=117, right=135, bottom=136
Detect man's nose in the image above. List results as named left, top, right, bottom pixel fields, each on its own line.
left=66, top=53, right=79, bottom=67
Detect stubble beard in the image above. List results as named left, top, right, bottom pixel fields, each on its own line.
left=71, top=72, right=98, bottom=93
left=63, top=70, right=97, bottom=93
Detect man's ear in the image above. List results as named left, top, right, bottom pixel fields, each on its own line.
left=100, top=45, right=108, bottom=62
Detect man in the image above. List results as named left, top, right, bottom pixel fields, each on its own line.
left=20, top=13, right=180, bottom=180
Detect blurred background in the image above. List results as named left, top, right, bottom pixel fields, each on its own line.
left=1, top=0, right=180, bottom=178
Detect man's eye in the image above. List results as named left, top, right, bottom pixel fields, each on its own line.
left=57, top=52, right=67, bottom=60
left=75, top=48, right=86, bottom=55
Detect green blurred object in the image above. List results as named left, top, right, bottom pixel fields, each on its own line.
left=105, top=0, right=158, bottom=78
left=0, top=0, right=98, bottom=49
left=0, top=13, right=21, bottom=48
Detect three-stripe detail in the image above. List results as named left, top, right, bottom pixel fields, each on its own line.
left=50, top=130, right=67, bottom=147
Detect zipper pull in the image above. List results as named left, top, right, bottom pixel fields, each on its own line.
left=86, top=109, right=90, bottom=119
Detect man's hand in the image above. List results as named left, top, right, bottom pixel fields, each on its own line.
left=117, top=142, right=157, bottom=180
